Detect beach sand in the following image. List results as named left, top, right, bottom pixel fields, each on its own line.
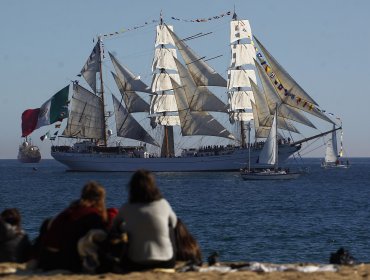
left=1, top=262, right=369, bottom=280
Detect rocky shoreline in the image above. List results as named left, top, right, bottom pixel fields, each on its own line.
left=1, top=262, right=369, bottom=280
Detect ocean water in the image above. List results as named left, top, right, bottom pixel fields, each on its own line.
left=1, top=158, right=369, bottom=264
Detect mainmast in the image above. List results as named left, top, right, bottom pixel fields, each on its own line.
left=228, top=11, right=256, bottom=148
left=98, top=36, right=108, bottom=146
left=150, top=12, right=180, bottom=157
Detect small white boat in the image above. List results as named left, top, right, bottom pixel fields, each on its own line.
left=241, top=168, right=301, bottom=180
left=321, top=125, right=350, bottom=169
left=240, top=108, right=301, bottom=180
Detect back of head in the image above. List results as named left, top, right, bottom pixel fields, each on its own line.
left=1, top=208, right=21, bottom=229
left=80, top=181, right=107, bottom=221
left=174, top=218, right=202, bottom=265
left=129, top=169, right=162, bottom=203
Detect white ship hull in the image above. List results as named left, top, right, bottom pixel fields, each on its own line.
left=321, top=162, right=350, bottom=169
left=241, top=170, right=301, bottom=180
left=51, top=145, right=299, bottom=172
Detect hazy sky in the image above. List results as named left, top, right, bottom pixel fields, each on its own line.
left=1, top=0, right=369, bottom=159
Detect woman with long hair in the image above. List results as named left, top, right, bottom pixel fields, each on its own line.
left=38, top=181, right=108, bottom=272
left=113, top=169, right=177, bottom=271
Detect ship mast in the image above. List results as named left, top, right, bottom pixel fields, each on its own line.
left=228, top=11, right=255, bottom=148
left=150, top=12, right=178, bottom=158
left=234, top=12, right=247, bottom=148
left=98, top=36, right=108, bottom=146
left=160, top=14, right=171, bottom=157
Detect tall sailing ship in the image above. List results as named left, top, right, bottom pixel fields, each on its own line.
left=24, top=12, right=340, bottom=171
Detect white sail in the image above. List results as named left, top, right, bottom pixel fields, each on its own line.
left=259, top=109, right=278, bottom=165
left=109, top=52, right=152, bottom=94
left=151, top=73, right=180, bottom=93
left=111, top=72, right=150, bottom=113
left=166, top=25, right=227, bottom=87
left=171, top=78, right=234, bottom=140
left=154, top=115, right=180, bottom=126
left=250, top=79, right=299, bottom=134
left=63, top=84, right=105, bottom=139
left=230, top=20, right=252, bottom=43
left=174, top=57, right=227, bottom=112
left=254, top=36, right=317, bottom=105
left=229, top=90, right=253, bottom=110
left=255, top=61, right=316, bottom=128
left=254, top=37, right=335, bottom=124
left=152, top=48, right=178, bottom=71
left=325, top=125, right=338, bottom=163
left=112, top=94, right=158, bottom=147
left=230, top=44, right=256, bottom=68
left=251, top=101, right=270, bottom=138
left=81, top=41, right=100, bottom=93
left=155, top=25, right=175, bottom=46
left=227, top=69, right=256, bottom=89
left=229, top=112, right=253, bottom=122
left=150, top=94, right=178, bottom=113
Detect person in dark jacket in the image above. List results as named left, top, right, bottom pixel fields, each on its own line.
left=38, top=181, right=108, bottom=272
left=0, top=208, right=31, bottom=263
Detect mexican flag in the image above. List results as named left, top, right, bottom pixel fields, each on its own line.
left=21, top=85, right=69, bottom=137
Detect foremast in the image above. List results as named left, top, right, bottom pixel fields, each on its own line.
left=228, top=11, right=256, bottom=147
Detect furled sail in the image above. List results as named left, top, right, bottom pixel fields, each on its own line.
left=254, top=36, right=335, bottom=124
left=109, top=52, right=152, bottom=94
left=250, top=80, right=299, bottom=133
left=62, top=83, right=105, bottom=139
left=173, top=57, right=227, bottom=112
left=255, top=61, right=316, bottom=128
left=166, top=25, right=227, bottom=87
left=112, top=94, right=158, bottom=147
left=153, top=115, right=180, bottom=126
left=81, top=41, right=100, bottom=93
left=229, top=112, right=254, bottom=122
left=258, top=109, right=278, bottom=165
left=171, top=79, right=235, bottom=140
left=111, top=72, right=149, bottom=113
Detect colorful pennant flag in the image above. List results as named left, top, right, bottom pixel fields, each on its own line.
left=40, top=131, right=50, bottom=141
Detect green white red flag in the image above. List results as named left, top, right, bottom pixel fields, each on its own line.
left=21, top=85, right=69, bottom=137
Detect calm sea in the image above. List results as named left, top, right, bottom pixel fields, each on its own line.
left=1, top=158, right=369, bottom=264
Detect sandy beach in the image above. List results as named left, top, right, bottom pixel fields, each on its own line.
left=1, top=262, right=370, bottom=280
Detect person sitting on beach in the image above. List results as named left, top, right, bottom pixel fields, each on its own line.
left=0, top=208, right=31, bottom=263
left=38, top=181, right=108, bottom=272
left=174, top=218, right=202, bottom=266
left=112, top=169, right=177, bottom=272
